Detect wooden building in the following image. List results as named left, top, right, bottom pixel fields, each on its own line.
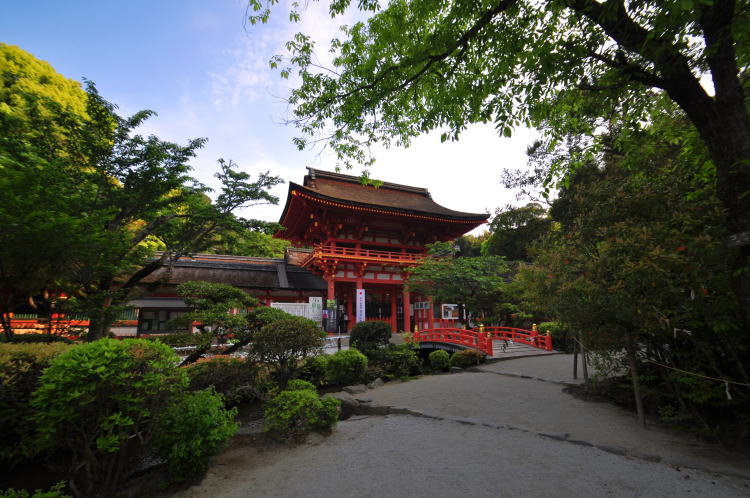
left=275, top=168, right=487, bottom=332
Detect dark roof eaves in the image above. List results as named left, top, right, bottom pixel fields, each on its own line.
left=293, top=183, right=488, bottom=222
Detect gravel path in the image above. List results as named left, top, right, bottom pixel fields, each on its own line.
left=170, top=355, right=750, bottom=497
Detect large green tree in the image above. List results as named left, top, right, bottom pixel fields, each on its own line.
left=482, top=203, right=552, bottom=261
left=408, top=242, right=513, bottom=326
left=0, top=46, right=282, bottom=340
left=520, top=130, right=747, bottom=428
left=252, top=0, right=750, bottom=335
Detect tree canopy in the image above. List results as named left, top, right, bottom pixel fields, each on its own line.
left=254, top=0, right=750, bottom=332
left=408, top=242, right=513, bottom=325
left=482, top=203, right=552, bottom=261
left=0, top=46, right=282, bottom=340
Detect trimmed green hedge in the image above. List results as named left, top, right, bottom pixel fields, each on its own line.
left=264, top=386, right=339, bottom=440
left=350, top=321, right=391, bottom=352
left=428, top=350, right=450, bottom=371
left=0, top=342, right=72, bottom=466
left=326, top=349, right=368, bottom=386
left=450, top=349, right=485, bottom=369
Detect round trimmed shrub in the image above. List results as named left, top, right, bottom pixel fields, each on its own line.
left=450, top=349, right=485, bottom=369
left=538, top=321, right=574, bottom=353
left=151, top=387, right=238, bottom=481
left=184, top=356, right=262, bottom=406
left=368, top=345, right=422, bottom=378
left=297, top=355, right=329, bottom=387
left=251, top=316, right=325, bottom=389
left=31, top=339, right=187, bottom=496
left=428, top=350, right=450, bottom=371
left=264, top=387, right=340, bottom=440
left=350, top=321, right=391, bottom=352
left=326, top=349, right=368, bottom=386
left=286, top=379, right=317, bottom=391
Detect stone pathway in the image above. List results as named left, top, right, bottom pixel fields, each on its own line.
left=170, top=354, right=750, bottom=498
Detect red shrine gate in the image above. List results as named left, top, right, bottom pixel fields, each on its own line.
left=276, top=168, right=487, bottom=333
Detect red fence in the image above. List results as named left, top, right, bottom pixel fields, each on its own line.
left=413, top=328, right=494, bottom=356
left=473, top=326, right=553, bottom=351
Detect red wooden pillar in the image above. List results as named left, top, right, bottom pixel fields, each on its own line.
left=390, top=288, right=397, bottom=333
left=346, top=285, right=354, bottom=332
left=326, top=276, right=335, bottom=302
left=428, top=296, right=435, bottom=329
left=403, top=287, right=411, bottom=333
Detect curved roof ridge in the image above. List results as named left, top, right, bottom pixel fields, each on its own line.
left=305, top=167, right=431, bottom=196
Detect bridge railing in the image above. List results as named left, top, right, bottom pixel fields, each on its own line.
left=413, top=328, right=494, bottom=356
left=474, top=326, right=553, bottom=351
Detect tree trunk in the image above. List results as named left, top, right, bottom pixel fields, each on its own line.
left=0, top=291, right=15, bottom=340
left=572, top=336, right=578, bottom=380
left=581, top=333, right=589, bottom=382
left=625, top=331, right=646, bottom=427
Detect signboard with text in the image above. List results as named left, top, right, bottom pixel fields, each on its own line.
left=309, top=297, right=323, bottom=325
left=441, top=304, right=459, bottom=320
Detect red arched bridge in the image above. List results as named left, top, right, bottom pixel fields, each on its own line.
left=413, top=326, right=553, bottom=357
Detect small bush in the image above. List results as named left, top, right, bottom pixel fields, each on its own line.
left=264, top=387, right=340, bottom=440
left=350, top=321, right=391, bottom=352
left=31, top=339, right=187, bottom=496
left=0, top=482, right=69, bottom=498
left=184, top=356, right=262, bottom=406
left=0, top=342, right=72, bottom=466
left=428, top=350, right=450, bottom=371
left=286, top=379, right=317, bottom=391
left=450, top=349, right=485, bottom=369
left=151, top=388, right=238, bottom=481
left=368, top=345, right=421, bottom=378
left=326, top=349, right=368, bottom=386
left=538, top=321, right=574, bottom=353
left=251, top=316, right=325, bottom=389
left=297, top=355, right=329, bottom=387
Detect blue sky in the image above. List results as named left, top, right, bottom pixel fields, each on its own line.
left=2, top=0, right=536, bottom=228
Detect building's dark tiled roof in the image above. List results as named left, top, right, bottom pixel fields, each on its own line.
left=140, top=257, right=326, bottom=291
left=291, top=168, right=487, bottom=221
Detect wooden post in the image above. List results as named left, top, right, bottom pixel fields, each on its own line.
left=580, top=332, right=589, bottom=382
left=326, top=276, right=335, bottom=302
left=402, top=287, right=411, bottom=334
left=346, top=286, right=354, bottom=332
left=572, top=336, right=579, bottom=380
left=390, top=290, right=397, bottom=333
left=427, top=296, right=435, bottom=329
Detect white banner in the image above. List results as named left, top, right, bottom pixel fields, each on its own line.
left=356, top=288, right=366, bottom=323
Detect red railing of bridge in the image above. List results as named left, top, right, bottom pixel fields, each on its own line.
left=474, top=326, right=553, bottom=351
left=302, top=244, right=426, bottom=267
left=413, top=328, right=494, bottom=356
left=413, top=326, right=553, bottom=355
